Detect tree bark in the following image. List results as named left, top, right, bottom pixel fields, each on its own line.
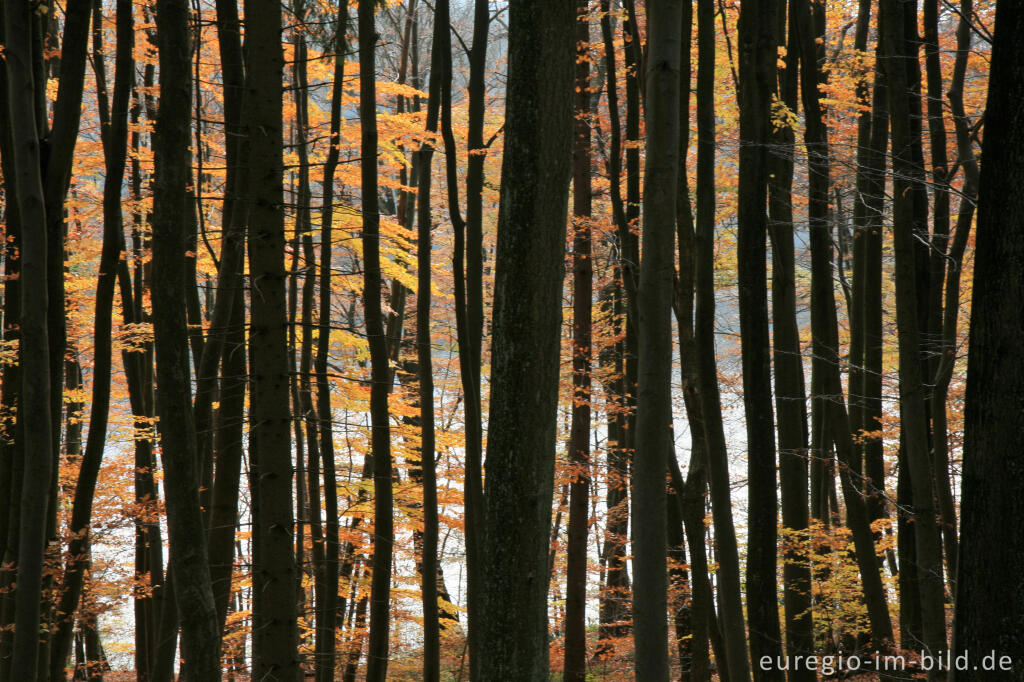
left=953, top=2, right=1024, bottom=679
left=358, top=4, right=395, bottom=680
left=880, top=0, right=948, bottom=667
left=695, top=0, right=750, bottom=677
left=151, top=0, right=222, bottom=674
left=2, top=0, right=55, bottom=676
left=244, top=0, right=299, bottom=674
left=767, top=0, right=814, bottom=675
left=736, top=0, right=783, bottom=676
left=481, top=1, right=574, bottom=677
left=564, top=2, right=593, bottom=678
left=631, top=2, right=683, bottom=680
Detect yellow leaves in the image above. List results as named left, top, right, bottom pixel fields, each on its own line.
left=770, top=93, right=799, bottom=132
left=119, top=321, right=154, bottom=353
left=0, top=340, right=18, bottom=367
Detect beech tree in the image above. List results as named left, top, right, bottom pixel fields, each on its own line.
left=955, top=0, right=1024, bottom=677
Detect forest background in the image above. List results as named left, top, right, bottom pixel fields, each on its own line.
left=2, top=0, right=1023, bottom=680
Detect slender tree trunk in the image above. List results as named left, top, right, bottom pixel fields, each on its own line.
left=632, top=2, right=683, bottom=680
left=922, top=0, right=958, bottom=595
left=564, top=2, right=593, bottom=678
left=206, top=0, right=248, bottom=640
left=767, top=0, right=814, bottom=675
left=313, top=8, right=348, bottom=681
left=797, top=0, right=895, bottom=651
left=461, top=1, right=489, bottom=666
left=49, top=2, right=133, bottom=674
left=2, top=0, right=55, bottom=675
left=597, top=2, right=632, bottom=650
left=481, top=1, right=574, bottom=677
left=935, top=0, right=980, bottom=602
left=953, top=3, right=1024, bottom=677
left=695, top=0, right=750, bottom=678
left=414, top=4, right=441, bottom=677
left=358, top=4, right=395, bottom=679
left=736, top=0, right=783, bottom=675
left=880, top=0, right=948, bottom=668
left=151, top=0, right=221, bottom=674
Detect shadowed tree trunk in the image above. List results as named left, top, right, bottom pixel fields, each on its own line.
left=48, top=1, right=133, bottom=674
left=414, top=2, right=441, bottom=677
left=244, top=0, right=299, bottom=673
left=953, top=1, right=1024, bottom=678
left=768, top=0, right=814, bottom=675
left=313, top=7, right=347, bottom=681
left=2, top=0, right=55, bottom=676
left=564, top=2, right=593, bottom=679
left=632, top=1, right=683, bottom=680
left=797, top=0, right=895, bottom=652
left=881, top=0, right=948, bottom=668
left=596, top=1, right=633, bottom=650
left=695, top=0, right=750, bottom=678
left=151, top=0, right=221, bottom=674
left=481, top=0, right=574, bottom=677
left=736, top=0, right=784, bottom=676
left=359, top=3, right=395, bottom=680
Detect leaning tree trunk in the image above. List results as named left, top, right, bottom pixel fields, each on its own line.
left=481, top=0, right=575, bottom=677
left=954, top=1, right=1024, bottom=678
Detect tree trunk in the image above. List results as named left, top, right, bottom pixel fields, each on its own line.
left=49, top=2, right=133, bottom=674
left=880, top=0, right=948, bottom=667
left=481, top=0, right=574, bottom=677
left=2, top=0, right=55, bottom=676
left=768, top=0, right=814, bottom=675
left=695, top=0, right=751, bottom=678
left=244, top=0, right=300, bottom=672
left=357, top=4, right=395, bottom=680
left=953, top=1, right=1024, bottom=678
left=736, top=0, right=783, bottom=676
left=632, top=2, right=683, bottom=679
left=151, top=0, right=221, bottom=674
left=564, top=2, right=593, bottom=678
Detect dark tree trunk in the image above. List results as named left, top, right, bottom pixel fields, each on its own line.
left=480, top=0, right=574, bottom=677
left=798, top=0, right=895, bottom=651
left=2, top=0, right=55, bottom=676
left=596, top=1, right=632, bottom=650
left=935, top=0, right=980, bottom=602
left=632, top=2, right=683, bottom=680
left=695, top=0, right=750, bottom=677
left=564, top=2, right=593, bottom=678
left=736, top=0, right=783, bottom=676
left=922, top=0, right=959, bottom=595
left=49, top=2, right=133, bottom=675
left=953, top=1, right=1024, bottom=678
left=244, top=0, right=300, bottom=673
left=880, top=0, right=948, bottom=666
left=358, top=4, right=395, bottom=680
left=414, top=3, right=441, bottom=677
left=461, top=0, right=489, bottom=666
left=767, top=0, right=814, bottom=675
left=151, top=0, right=221, bottom=674
left=207, top=0, right=248, bottom=641
left=313, top=8, right=347, bottom=682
